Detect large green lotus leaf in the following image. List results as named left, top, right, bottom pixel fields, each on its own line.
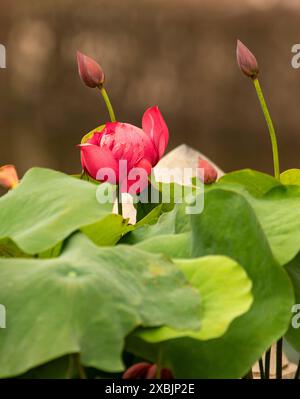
left=135, top=255, right=253, bottom=343
left=124, top=178, right=202, bottom=245
left=127, top=188, right=294, bottom=378
left=0, top=238, right=29, bottom=258
left=20, top=356, right=70, bottom=379
left=135, top=204, right=165, bottom=228
left=81, top=214, right=131, bottom=247
left=134, top=175, right=202, bottom=223
left=132, top=170, right=278, bottom=252
left=280, top=169, right=300, bottom=185
left=122, top=204, right=190, bottom=245
left=0, top=168, right=126, bottom=255
left=212, top=175, right=300, bottom=266
left=284, top=252, right=300, bottom=352
left=0, top=233, right=200, bottom=378
left=134, top=183, right=173, bottom=223
left=247, top=185, right=300, bottom=265
left=135, top=233, right=192, bottom=258
left=213, top=169, right=300, bottom=266
left=133, top=176, right=182, bottom=223
left=216, top=169, right=281, bottom=196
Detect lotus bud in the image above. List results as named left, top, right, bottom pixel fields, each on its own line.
left=198, top=158, right=218, bottom=185
left=146, top=364, right=157, bottom=379
left=0, top=165, right=19, bottom=189
left=122, top=362, right=151, bottom=379
left=236, top=40, right=259, bottom=79
left=122, top=362, right=173, bottom=379
left=77, top=51, right=105, bottom=88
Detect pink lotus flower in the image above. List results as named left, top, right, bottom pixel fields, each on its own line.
left=77, top=51, right=105, bottom=88
left=0, top=165, right=19, bottom=189
left=79, top=106, right=169, bottom=194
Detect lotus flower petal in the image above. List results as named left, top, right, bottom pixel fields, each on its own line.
left=79, top=144, right=118, bottom=183
left=142, top=106, right=169, bottom=160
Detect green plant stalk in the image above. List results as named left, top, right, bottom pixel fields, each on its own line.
left=265, top=347, right=271, bottom=379
left=66, top=355, right=74, bottom=379
left=79, top=170, right=85, bottom=180
left=276, top=338, right=282, bottom=379
left=250, top=71, right=284, bottom=376
left=253, top=78, right=280, bottom=181
left=116, top=185, right=123, bottom=217
left=99, top=87, right=123, bottom=216
left=73, top=353, right=87, bottom=379
left=100, top=87, right=116, bottom=123
left=259, top=358, right=265, bottom=379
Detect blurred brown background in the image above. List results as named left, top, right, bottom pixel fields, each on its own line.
left=1, top=0, right=300, bottom=180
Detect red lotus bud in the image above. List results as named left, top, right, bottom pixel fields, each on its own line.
left=236, top=40, right=259, bottom=79
left=0, top=165, right=19, bottom=189
left=122, top=362, right=151, bottom=379
left=146, top=364, right=157, bottom=379
left=77, top=51, right=105, bottom=88
left=123, top=362, right=173, bottom=379
left=198, top=158, right=218, bottom=185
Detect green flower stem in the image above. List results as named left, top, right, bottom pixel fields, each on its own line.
left=100, top=87, right=116, bottom=123
left=276, top=338, right=283, bottom=379
left=264, top=347, right=271, bottom=379
left=99, top=87, right=123, bottom=216
left=116, top=185, right=123, bottom=217
left=73, top=353, right=87, bottom=379
left=79, top=170, right=85, bottom=180
left=66, top=354, right=74, bottom=379
left=259, top=358, right=265, bottom=379
left=253, top=78, right=280, bottom=181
